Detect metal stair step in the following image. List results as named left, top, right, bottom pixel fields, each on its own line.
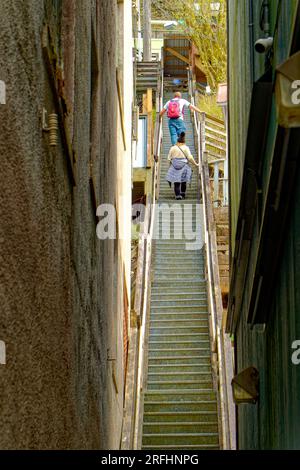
left=143, top=410, right=217, bottom=423
left=154, top=239, right=202, bottom=244
left=150, top=305, right=208, bottom=312
left=151, top=299, right=207, bottom=305
left=154, top=275, right=205, bottom=281
left=148, top=356, right=211, bottom=366
left=151, top=289, right=206, bottom=294
left=151, top=285, right=206, bottom=290
left=149, top=340, right=210, bottom=350
left=151, top=295, right=207, bottom=300
left=154, top=267, right=204, bottom=273
left=149, top=348, right=210, bottom=358
left=145, top=384, right=215, bottom=394
left=151, top=290, right=207, bottom=296
left=153, top=249, right=202, bottom=254
left=154, top=259, right=204, bottom=265
left=149, top=332, right=210, bottom=342
left=149, top=334, right=210, bottom=342
left=145, top=389, right=216, bottom=399
left=148, top=364, right=212, bottom=374
left=144, top=401, right=217, bottom=413
left=142, top=444, right=219, bottom=450
left=151, top=280, right=206, bottom=287
left=150, top=326, right=209, bottom=335
left=142, top=433, right=219, bottom=446
left=147, top=372, right=212, bottom=382
left=143, top=422, right=219, bottom=434
left=149, top=323, right=209, bottom=330
left=150, top=314, right=208, bottom=322
left=151, top=293, right=207, bottom=300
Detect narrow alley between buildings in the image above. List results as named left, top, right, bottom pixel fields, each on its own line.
left=0, top=0, right=300, bottom=454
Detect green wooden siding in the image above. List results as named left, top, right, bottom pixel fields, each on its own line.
left=237, top=172, right=300, bottom=448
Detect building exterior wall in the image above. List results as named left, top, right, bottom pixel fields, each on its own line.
left=228, top=0, right=300, bottom=449
left=0, top=0, right=133, bottom=450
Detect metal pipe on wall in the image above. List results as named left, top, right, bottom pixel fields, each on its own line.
left=143, top=0, right=152, bottom=61
left=249, top=0, right=255, bottom=84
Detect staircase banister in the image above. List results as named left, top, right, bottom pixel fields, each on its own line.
left=189, top=72, right=235, bottom=448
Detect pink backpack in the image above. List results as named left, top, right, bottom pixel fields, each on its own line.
left=167, top=99, right=181, bottom=119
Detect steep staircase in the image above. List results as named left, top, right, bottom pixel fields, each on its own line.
left=136, top=61, right=160, bottom=93
left=141, top=92, right=220, bottom=450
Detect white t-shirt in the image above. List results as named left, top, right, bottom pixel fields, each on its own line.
left=164, top=98, right=191, bottom=120
left=167, top=144, right=197, bottom=166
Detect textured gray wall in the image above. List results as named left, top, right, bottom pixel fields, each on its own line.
left=0, top=0, right=125, bottom=449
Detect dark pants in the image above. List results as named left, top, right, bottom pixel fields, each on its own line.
left=174, top=182, right=187, bottom=197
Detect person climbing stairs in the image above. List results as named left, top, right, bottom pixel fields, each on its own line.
left=141, top=92, right=220, bottom=450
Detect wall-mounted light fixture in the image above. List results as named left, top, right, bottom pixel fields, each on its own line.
left=231, top=366, right=259, bottom=405
left=254, top=0, right=273, bottom=55
left=275, top=51, right=300, bottom=128
left=254, top=37, right=273, bottom=54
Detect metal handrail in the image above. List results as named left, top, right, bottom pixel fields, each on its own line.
left=188, top=71, right=235, bottom=450
left=133, top=55, right=164, bottom=450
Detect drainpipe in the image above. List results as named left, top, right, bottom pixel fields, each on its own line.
left=261, top=0, right=271, bottom=70
left=261, top=0, right=270, bottom=37
left=143, top=0, right=152, bottom=61
left=137, top=0, right=143, bottom=61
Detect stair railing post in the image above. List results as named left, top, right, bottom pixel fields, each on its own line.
left=223, top=157, right=229, bottom=207
left=214, top=162, right=219, bottom=207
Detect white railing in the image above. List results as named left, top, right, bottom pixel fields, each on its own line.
left=188, top=70, right=228, bottom=208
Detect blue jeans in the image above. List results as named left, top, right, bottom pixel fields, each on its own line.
left=168, top=118, right=187, bottom=145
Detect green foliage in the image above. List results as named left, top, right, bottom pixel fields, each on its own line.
left=198, top=94, right=223, bottom=119
left=152, top=0, right=227, bottom=90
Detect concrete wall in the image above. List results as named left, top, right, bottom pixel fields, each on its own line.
left=0, top=0, right=133, bottom=449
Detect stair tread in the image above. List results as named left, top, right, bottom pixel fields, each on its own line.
left=143, top=432, right=218, bottom=436
left=149, top=340, right=209, bottom=344
left=142, top=445, right=219, bottom=449
left=145, top=400, right=217, bottom=405
left=145, top=388, right=214, bottom=393
left=148, top=380, right=212, bottom=383
left=149, top=371, right=210, bottom=377
left=149, top=356, right=210, bottom=359
left=144, top=411, right=217, bottom=415
left=143, top=422, right=218, bottom=426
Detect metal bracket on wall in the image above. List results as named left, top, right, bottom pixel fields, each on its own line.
left=107, top=349, right=119, bottom=395
left=89, top=162, right=100, bottom=224
left=116, top=68, right=127, bottom=151
left=42, top=108, right=59, bottom=146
